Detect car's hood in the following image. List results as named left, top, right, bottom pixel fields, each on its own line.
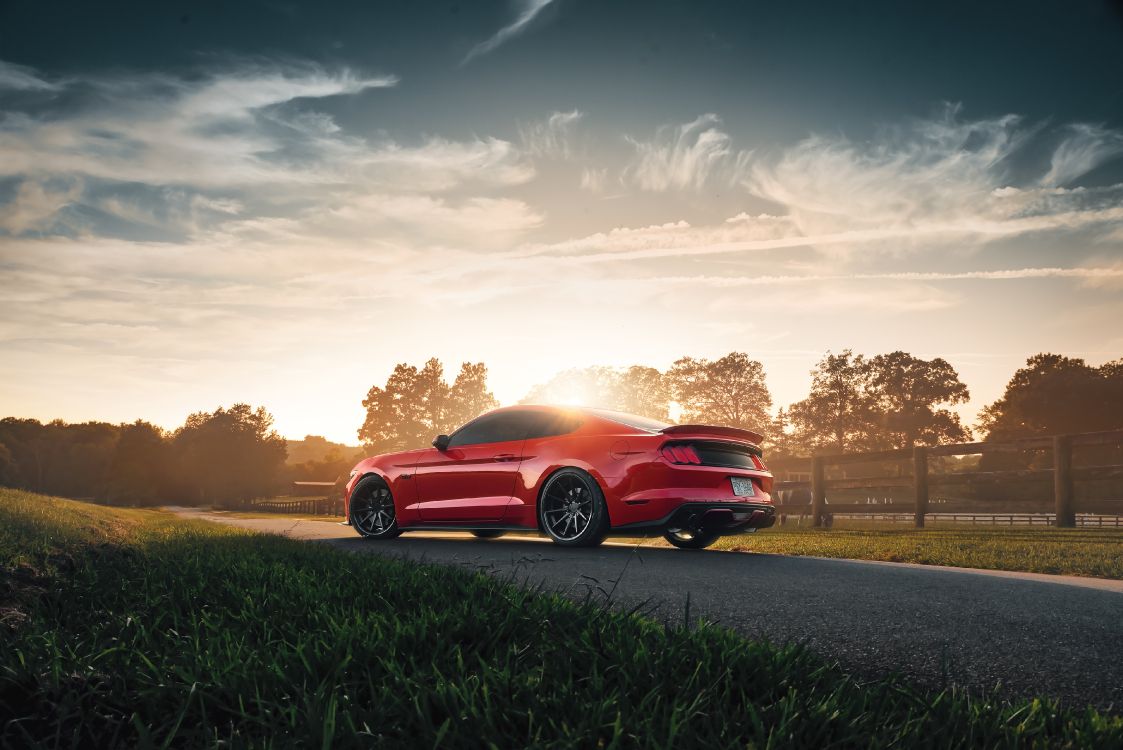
left=353, top=447, right=429, bottom=472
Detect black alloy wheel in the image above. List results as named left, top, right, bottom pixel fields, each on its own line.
left=349, top=475, right=402, bottom=539
left=538, top=468, right=609, bottom=547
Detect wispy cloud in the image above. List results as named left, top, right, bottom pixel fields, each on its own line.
left=0, top=60, right=60, bottom=91
left=462, top=0, right=559, bottom=65
left=629, top=266, right=1123, bottom=288
left=519, top=109, right=583, bottom=158
left=746, top=105, right=1123, bottom=246
left=580, top=166, right=609, bottom=193
left=0, top=62, right=397, bottom=192
left=1041, top=123, right=1123, bottom=187
left=0, top=59, right=543, bottom=239
left=623, top=114, right=752, bottom=191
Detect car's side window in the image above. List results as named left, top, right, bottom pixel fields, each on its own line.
left=523, top=412, right=582, bottom=440
left=447, top=413, right=529, bottom=447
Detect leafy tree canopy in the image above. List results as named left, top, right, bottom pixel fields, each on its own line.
left=667, top=352, right=772, bottom=431
left=360, top=359, right=499, bottom=452
left=979, top=354, right=1123, bottom=440
left=174, top=404, right=287, bottom=507
left=521, top=365, right=671, bottom=420
left=787, top=350, right=971, bottom=454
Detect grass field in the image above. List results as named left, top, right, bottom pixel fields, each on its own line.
left=3, top=490, right=1120, bottom=748
left=705, top=520, right=1123, bottom=579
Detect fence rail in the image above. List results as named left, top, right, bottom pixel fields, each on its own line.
left=774, top=428, right=1123, bottom=528
left=805, top=513, right=1123, bottom=527
left=251, top=496, right=343, bottom=516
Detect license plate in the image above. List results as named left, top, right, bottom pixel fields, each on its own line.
left=730, top=477, right=755, bottom=497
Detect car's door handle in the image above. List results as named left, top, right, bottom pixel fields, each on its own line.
left=493, top=453, right=518, bottom=462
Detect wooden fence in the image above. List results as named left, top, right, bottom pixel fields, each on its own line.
left=251, top=496, right=344, bottom=516
left=773, top=428, right=1123, bottom=528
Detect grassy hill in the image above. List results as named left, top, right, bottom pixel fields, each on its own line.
left=1, top=489, right=1119, bottom=747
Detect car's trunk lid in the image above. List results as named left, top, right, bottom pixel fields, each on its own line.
left=659, top=424, right=764, bottom=454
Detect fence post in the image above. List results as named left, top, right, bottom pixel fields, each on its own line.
left=1054, top=434, right=1075, bottom=528
left=811, top=455, right=826, bottom=528
left=913, top=446, right=928, bottom=528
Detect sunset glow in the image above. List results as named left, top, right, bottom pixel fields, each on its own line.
left=1, top=2, right=1121, bottom=444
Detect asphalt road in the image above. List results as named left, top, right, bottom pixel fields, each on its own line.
left=173, top=510, right=1123, bottom=709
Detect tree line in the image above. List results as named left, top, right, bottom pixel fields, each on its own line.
left=360, top=352, right=1123, bottom=460
left=0, top=405, right=290, bottom=507
left=1, top=352, right=1120, bottom=507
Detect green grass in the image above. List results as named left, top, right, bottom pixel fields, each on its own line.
left=703, top=521, right=1123, bottom=579
left=1, top=490, right=1120, bottom=748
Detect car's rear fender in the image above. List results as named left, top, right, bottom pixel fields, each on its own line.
left=527, top=462, right=617, bottom=531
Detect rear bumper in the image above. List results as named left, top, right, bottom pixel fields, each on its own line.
left=610, top=501, right=776, bottom=536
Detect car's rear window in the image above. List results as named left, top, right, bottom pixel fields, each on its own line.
left=589, top=409, right=672, bottom=432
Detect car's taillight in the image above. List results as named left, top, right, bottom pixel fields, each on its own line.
left=753, top=455, right=768, bottom=471
left=661, top=443, right=702, bottom=464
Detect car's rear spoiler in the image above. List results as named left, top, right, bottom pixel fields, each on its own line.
left=660, top=424, right=764, bottom=446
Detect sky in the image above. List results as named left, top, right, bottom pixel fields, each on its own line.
left=1, top=0, right=1122, bottom=444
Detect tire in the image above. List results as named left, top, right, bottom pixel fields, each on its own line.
left=470, top=530, right=506, bottom=539
left=537, top=468, right=609, bottom=547
left=663, top=528, right=720, bottom=550
left=348, top=475, right=402, bottom=539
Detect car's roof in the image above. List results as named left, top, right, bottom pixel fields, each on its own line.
left=491, top=404, right=673, bottom=433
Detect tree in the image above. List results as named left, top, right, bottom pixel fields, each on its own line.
left=787, top=350, right=879, bottom=454
left=445, top=362, right=501, bottom=431
left=666, top=352, right=771, bottom=431
left=105, top=420, right=173, bottom=505
left=979, top=354, right=1123, bottom=439
left=616, top=366, right=672, bottom=421
left=40, top=420, right=119, bottom=499
left=765, top=407, right=796, bottom=458
left=521, top=365, right=670, bottom=420
left=359, top=359, right=498, bottom=452
left=867, top=351, right=971, bottom=448
left=0, top=417, right=118, bottom=496
left=0, top=442, right=17, bottom=487
left=787, top=350, right=973, bottom=454
left=174, top=404, right=287, bottom=507
left=0, top=418, right=45, bottom=490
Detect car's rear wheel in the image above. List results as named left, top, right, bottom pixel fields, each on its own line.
left=349, top=475, right=402, bottom=539
left=663, top=528, right=720, bottom=550
left=538, top=468, right=609, bottom=547
left=470, top=530, right=506, bottom=539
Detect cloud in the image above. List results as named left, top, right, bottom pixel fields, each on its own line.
left=0, top=60, right=60, bottom=91
left=623, top=114, right=752, bottom=191
left=297, top=193, right=544, bottom=247
left=746, top=106, right=1123, bottom=247
left=1041, top=124, right=1123, bottom=187
left=0, top=59, right=542, bottom=238
left=462, top=0, right=559, bottom=65
left=580, top=167, right=609, bottom=193
left=628, top=266, right=1123, bottom=288
left=349, top=137, right=534, bottom=191
left=0, top=62, right=397, bottom=192
left=519, top=109, right=583, bottom=158
left=0, top=178, right=83, bottom=233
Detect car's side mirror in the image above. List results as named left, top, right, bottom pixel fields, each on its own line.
left=433, top=434, right=451, bottom=451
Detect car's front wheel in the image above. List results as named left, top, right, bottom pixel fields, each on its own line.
left=538, top=468, right=609, bottom=547
left=349, top=475, right=402, bottom=539
left=663, top=528, right=719, bottom=550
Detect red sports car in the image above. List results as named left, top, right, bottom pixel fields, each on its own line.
left=343, top=405, right=775, bottom=549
